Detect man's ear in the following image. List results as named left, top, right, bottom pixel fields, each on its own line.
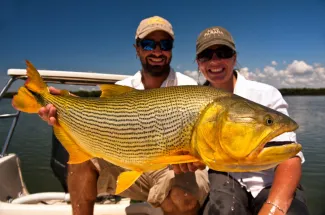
left=134, top=44, right=140, bottom=57
left=196, top=59, right=201, bottom=67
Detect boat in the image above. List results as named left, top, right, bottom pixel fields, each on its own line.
left=0, top=67, right=164, bottom=215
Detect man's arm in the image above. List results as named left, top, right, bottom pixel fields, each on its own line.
left=258, top=156, right=301, bottom=215
left=68, top=160, right=99, bottom=215
left=38, top=87, right=98, bottom=215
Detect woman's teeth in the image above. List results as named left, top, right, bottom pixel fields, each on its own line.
left=210, top=68, right=224, bottom=73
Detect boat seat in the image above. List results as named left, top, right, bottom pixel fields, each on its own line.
left=0, top=154, right=28, bottom=202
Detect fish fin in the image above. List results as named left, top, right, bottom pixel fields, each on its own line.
left=148, top=154, right=200, bottom=165
left=99, top=84, right=135, bottom=98
left=12, top=87, right=42, bottom=113
left=53, top=125, right=93, bottom=164
left=25, top=60, right=47, bottom=93
left=115, top=171, right=143, bottom=195
left=59, top=89, right=71, bottom=96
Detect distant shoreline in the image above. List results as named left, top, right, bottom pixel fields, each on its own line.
left=2, top=88, right=325, bottom=98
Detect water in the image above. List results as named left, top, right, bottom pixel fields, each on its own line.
left=1, top=96, right=325, bottom=214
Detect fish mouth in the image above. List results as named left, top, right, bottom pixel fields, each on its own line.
left=247, top=123, right=298, bottom=160
left=264, top=141, right=294, bottom=148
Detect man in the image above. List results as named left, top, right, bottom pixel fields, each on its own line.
left=39, top=15, right=209, bottom=215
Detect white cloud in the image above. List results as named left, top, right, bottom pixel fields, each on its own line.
left=315, top=67, right=325, bottom=80
left=314, top=63, right=322, bottom=68
left=271, top=61, right=278, bottom=66
left=183, top=70, right=206, bottom=84
left=239, top=67, right=257, bottom=80
left=286, top=60, right=313, bottom=75
left=255, top=60, right=324, bottom=88
left=183, top=60, right=325, bottom=88
left=264, top=66, right=278, bottom=77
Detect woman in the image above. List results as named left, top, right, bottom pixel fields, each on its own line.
left=195, top=26, right=309, bottom=215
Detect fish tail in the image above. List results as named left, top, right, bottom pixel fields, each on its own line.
left=12, top=60, right=48, bottom=113
left=24, top=60, right=48, bottom=93
left=12, top=86, right=42, bottom=113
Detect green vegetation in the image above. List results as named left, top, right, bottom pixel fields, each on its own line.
left=2, top=88, right=325, bottom=99
left=279, top=88, right=325, bottom=96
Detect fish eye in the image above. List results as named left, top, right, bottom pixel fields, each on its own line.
left=265, top=115, right=274, bottom=126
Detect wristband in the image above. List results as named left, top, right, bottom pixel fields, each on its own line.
left=264, top=201, right=285, bottom=214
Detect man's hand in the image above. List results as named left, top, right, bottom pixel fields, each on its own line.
left=38, top=86, right=61, bottom=126
left=172, top=151, right=206, bottom=174
left=161, top=186, right=200, bottom=215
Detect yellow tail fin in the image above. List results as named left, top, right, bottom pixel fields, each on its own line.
left=25, top=60, right=47, bottom=93
left=12, top=60, right=48, bottom=113
left=12, top=87, right=42, bottom=113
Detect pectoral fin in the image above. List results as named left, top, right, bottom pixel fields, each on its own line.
left=115, top=171, right=143, bottom=194
left=59, top=89, right=71, bottom=96
left=53, top=125, right=93, bottom=164
left=148, top=154, right=200, bottom=165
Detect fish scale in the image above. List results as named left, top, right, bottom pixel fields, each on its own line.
left=42, top=86, right=224, bottom=164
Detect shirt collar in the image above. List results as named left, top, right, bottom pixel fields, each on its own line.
left=131, top=68, right=177, bottom=89
left=233, top=70, right=247, bottom=96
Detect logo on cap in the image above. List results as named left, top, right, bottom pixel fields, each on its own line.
left=204, top=28, right=224, bottom=37
left=146, top=16, right=168, bottom=25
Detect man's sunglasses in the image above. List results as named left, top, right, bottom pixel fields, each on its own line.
left=137, top=39, right=173, bottom=51
left=197, top=46, right=236, bottom=62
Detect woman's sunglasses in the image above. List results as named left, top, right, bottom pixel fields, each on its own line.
left=138, top=39, right=173, bottom=51
left=197, top=46, right=236, bottom=62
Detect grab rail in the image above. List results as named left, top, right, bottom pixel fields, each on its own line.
left=0, top=77, right=21, bottom=157
left=0, top=72, right=126, bottom=158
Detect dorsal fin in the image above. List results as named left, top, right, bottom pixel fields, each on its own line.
left=99, top=84, right=135, bottom=98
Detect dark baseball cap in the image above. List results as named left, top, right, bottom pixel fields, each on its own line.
left=196, top=26, right=236, bottom=55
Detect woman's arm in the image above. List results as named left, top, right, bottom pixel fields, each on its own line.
left=258, top=156, right=301, bottom=214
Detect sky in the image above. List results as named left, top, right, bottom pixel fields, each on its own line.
left=0, top=0, right=324, bottom=91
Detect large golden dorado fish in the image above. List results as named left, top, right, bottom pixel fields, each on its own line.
left=12, top=61, right=302, bottom=194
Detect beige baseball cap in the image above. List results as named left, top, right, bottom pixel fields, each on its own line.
left=196, top=26, right=236, bottom=55
left=135, top=16, right=174, bottom=40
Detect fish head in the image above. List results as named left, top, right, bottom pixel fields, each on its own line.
left=194, top=94, right=302, bottom=172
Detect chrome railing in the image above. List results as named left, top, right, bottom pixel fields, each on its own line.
left=0, top=77, right=21, bottom=157
left=0, top=72, right=127, bottom=158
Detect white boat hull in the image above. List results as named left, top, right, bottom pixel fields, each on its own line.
left=0, top=154, right=163, bottom=215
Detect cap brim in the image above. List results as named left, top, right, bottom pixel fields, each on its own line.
left=136, top=27, right=174, bottom=40
left=196, top=40, right=236, bottom=55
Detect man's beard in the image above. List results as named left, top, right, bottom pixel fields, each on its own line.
left=140, top=55, right=172, bottom=77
